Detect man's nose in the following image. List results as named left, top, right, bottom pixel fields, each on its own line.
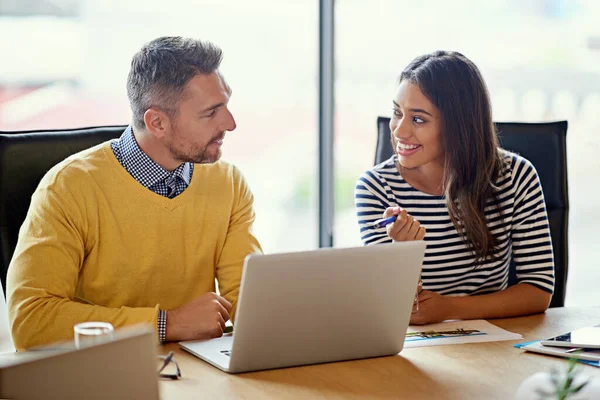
left=225, top=108, right=236, bottom=132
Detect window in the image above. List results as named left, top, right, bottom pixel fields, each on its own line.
left=0, top=0, right=319, bottom=253
left=2, top=0, right=597, bottom=306
left=334, top=0, right=600, bottom=306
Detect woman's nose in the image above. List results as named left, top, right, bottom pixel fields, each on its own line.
left=391, top=120, right=409, bottom=139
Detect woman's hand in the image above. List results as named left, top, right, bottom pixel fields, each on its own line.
left=384, top=207, right=426, bottom=242
left=410, top=290, right=453, bottom=325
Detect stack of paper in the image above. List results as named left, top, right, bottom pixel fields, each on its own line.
left=404, top=319, right=523, bottom=348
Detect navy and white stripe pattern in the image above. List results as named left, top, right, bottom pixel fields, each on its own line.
left=355, top=152, right=555, bottom=296
left=111, top=126, right=193, bottom=199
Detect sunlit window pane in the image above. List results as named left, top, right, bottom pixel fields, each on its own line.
left=0, top=0, right=319, bottom=253
left=334, top=0, right=600, bottom=307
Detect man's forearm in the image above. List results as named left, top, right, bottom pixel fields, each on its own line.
left=9, top=293, right=158, bottom=351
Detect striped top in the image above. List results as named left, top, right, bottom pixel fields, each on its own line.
left=355, top=152, right=555, bottom=296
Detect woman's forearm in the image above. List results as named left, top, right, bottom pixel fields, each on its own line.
left=445, top=283, right=552, bottom=320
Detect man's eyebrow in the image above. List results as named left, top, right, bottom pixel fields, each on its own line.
left=199, top=102, right=226, bottom=114
left=392, top=101, right=433, bottom=117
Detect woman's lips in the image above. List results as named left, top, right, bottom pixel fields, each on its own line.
left=396, top=144, right=421, bottom=156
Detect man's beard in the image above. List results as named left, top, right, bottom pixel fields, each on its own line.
left=167, top=130, right=223, bottom=164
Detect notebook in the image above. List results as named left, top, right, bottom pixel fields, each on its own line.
left=520, top=340, right=600, bottom=365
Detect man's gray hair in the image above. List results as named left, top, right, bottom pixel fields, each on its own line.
left=127, top=36, right=223, bottom=129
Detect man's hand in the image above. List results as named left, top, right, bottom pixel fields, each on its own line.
left=384, top=207, right=426, bottom=242
left=410, top=290, right=452, bottom=325
left=165, top=292, right=232, bottom=342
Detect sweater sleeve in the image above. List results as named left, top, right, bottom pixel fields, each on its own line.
left=510, top=158, right=555, bottom=294
left=215, top=166, right=263, bottom=320
left=7, top=178, right=158, bottom=351
left=355, top=169, right=395, bottom=246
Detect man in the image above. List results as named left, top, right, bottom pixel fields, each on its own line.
left=7, top=36, right=262, bottom=350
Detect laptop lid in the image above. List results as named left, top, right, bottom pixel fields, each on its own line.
left=0, top=324, right=159, bottom=399
left=225, top=241, right=425, bottom=373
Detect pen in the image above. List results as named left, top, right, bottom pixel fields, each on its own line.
left=372, top=215, right=398, bottom=229
left=563, top=347, right=598, bottom=354
left=564, top=347, right=582, bottom=354
left=415, top=279, right=423, bottom=312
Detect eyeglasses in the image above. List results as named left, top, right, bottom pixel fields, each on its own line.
left=157, top=351, right=181, bottom=379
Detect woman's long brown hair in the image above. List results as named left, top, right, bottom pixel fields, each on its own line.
left=398, top=50, right=504, bottom=263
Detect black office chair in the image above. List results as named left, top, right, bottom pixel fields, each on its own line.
left=0, top=126, right=126, bottom=296
left=375, top=117, right=569, bottom=308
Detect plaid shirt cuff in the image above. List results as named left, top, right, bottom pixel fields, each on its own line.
left=158, top=309, right=167, bottom=344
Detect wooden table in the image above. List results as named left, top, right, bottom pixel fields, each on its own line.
left=159, top=307, right=600, bottom=399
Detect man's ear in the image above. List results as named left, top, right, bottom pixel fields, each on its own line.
left=143, top=108, right=171, bottom=139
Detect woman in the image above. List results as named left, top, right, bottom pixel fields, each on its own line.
left=355, top=51, right=554, bottom=325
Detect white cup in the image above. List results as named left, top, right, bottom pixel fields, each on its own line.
left=74, top=322, right=114, bottom=349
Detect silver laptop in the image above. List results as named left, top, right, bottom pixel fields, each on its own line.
left=179, top=241, right=425, bottom=373
left=1, top=325, right=159, bottom=399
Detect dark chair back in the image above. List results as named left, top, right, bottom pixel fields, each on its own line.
left=0, top=126, right=126, bottom=296
left=375, top=117, right=569, bottom=307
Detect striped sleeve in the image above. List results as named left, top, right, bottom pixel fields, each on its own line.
left=355, top=169, right=394, bottom=246
left=510, top=157, right=555, bottom=294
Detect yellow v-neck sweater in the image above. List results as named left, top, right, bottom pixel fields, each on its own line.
left=7, top=142, right=262, bottom=350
